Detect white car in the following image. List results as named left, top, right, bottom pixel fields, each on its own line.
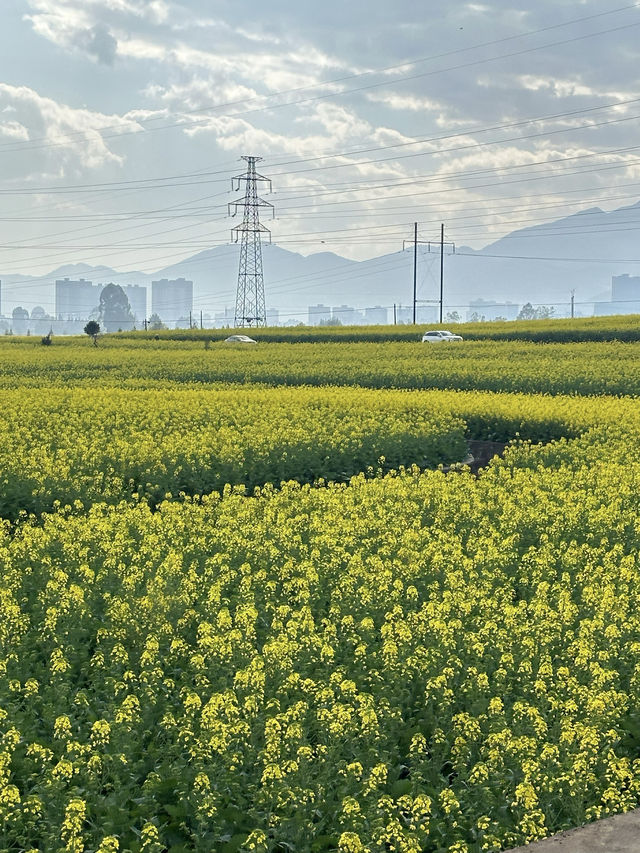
left=421, top=330, right=463, bottom=343
left=224, top=334, right=257, bottom=344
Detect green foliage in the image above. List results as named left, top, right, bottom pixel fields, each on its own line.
left=1, top=336, right=640, bottom=396
left=1, top=333, right=640, bottom=851
left=2, top=437, right=640, bottom=850
left=99, top=283, right=135, bottom=332
left=111, top=313, right=640, bottom=343
left=0, top=386, right=466, bottom=519
left=148, top=312, right=166, bottom=331
left=83, top=320, right=100, bottom=344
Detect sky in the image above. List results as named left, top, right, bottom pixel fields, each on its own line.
left=1, top=0, right=640, bottom=281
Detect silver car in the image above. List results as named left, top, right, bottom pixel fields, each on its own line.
left=421, top=330, right=463, bottom=343
left=224, top=334, right=257, bottom=344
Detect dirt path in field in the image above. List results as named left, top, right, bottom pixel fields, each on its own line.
left=440, top=439, right=507, bottom=474
left=506, top=808, right=640, bottom=852
left=466, top=439, right=506, bottom=473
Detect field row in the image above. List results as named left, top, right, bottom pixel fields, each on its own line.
left=110, top=313, right=640, bottom=343
left=1, top=338, right=640, bottom=396
left=0, top=386, right=465, bottom=519
left=1, top=440, right=639, bottom=852
left=2, top=385, right=637, bottom=520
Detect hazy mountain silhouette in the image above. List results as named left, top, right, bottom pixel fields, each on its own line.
left=3, top=200, right=639, bottom=319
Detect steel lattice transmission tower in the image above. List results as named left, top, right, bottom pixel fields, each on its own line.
left=229, top=156, right=274, bottom=327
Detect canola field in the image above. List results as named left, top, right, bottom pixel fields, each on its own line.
left=1, top=330, right=640, bottom=853
left=1, top=337, right=640, bottom=396
left=113, top=313, right=640, bottom=343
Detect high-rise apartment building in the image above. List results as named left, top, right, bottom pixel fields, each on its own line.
left=594, top=273, right=640, bottom=316
left=364, top=306, right=388, bottom=325
left=308, top=304, right=331, bottom=325
left=55, top=278, right=147, bottom=325
left=332, top=305, right=360, bottom=324
left=612, top=274, right=640, bottom=305
left=55, top=278, right=101, bottom=320
left=119, top=284, right=146, bottom=323
left=151, top=278, right=193, bottom=326
left=467, top=299, right=519, bottom=321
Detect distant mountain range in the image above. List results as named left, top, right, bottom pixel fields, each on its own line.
left=2, top=200, right=640, bottom=322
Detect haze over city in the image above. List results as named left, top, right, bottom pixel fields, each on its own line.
left=2, top=1, right=640, bottom=321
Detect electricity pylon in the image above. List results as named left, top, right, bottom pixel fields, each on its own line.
left=229, top=156, right=274, bottom=327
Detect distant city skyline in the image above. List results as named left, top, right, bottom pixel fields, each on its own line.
left=1, top=263, right=637, bottom=332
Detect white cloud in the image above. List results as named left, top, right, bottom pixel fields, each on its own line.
left=0, top=121, right=30, bottom=140
left=235, top=26, right=282, bottom=46
left=24, top=1, right=92, bottom=47
left=123, top=106, right=169, bottom=122
left=367, top=91, right=444, bottom=112
left=518, top=75, right=595, bottom=99
left=516, top=74, right=639, bottom=106
left=24, top=0, right=168, bottom=62
left=146, top=78, right=258, bottom=111
left=0, top=83, right=143, bottom=175
left=301, top=103, right=371, bottom=142
left=11, top=0, right=640, bottom=267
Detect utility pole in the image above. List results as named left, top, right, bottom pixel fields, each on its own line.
left=570, top=289, right=575, bottom=319
left=200, top=309, right=203, bottom=329
left=413, top=222, right=418, bottom=324
left=440, top=224, right=445, bottom=324
left=144, top=318, right=148, bottom=332
left=229, top=156, right=274, bottom=328
left=403, top=224, right=454, bottom=325
left=393, top=303, right=397, bottom=325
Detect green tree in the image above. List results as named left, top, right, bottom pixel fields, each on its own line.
left=517, top=302, right=536, bottom=320
left=12, top=306, right=29, bottom=335
left=148, top=313, right=166, bottom=330
left=535, top=305, right=556, bottom=319
left=99, top=283, right=134, bottom=332
left=518, top=303, right=556, bottom=321
left=84, top=320, right=100, bottom=345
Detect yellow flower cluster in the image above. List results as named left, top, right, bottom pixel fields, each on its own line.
left=1, top=333, right=640, bottom=851
left=0, top=334, right=639, bottom=396
left=1, top=436, right=639, bottom=849
left=0, top=384, right=465, bottom=517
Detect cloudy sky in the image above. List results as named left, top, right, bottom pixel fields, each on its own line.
left=1, top=0, right=640, bottom=281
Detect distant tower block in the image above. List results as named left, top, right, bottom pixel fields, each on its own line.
left=151, top=277, right=193, bottom=327
left=229, top=156, right=274, bottom=327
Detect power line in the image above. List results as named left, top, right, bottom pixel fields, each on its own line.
left=2, top=3, right=639, bottom=156
left=3, top=94, right=640, bottom=198
left=5, top=139, right=640, bottom=282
